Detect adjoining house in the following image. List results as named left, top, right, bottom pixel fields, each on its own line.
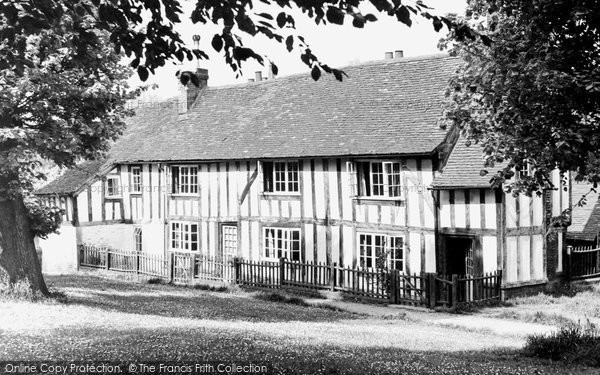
left=567, top=180, right=600, bottom=248
left=35, top=53, right=570, bottom=295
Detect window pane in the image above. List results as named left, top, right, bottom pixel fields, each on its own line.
left=287, top=162, right=299, bottom=192
left=371, top=163, right=384, bottom=196
left=388, top=162, right=402, bottom=197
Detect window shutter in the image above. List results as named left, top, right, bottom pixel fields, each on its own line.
left=262, top=161, right=274, bottom=192
left=346, top=161, right=358, bottom=197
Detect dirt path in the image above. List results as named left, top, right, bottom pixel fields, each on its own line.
left=305, top=299, right=556, bottom=338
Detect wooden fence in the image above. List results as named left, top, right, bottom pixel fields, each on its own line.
left=78, top=245, right=502, bottom=309
left=568, top=245, right=600, bottom=280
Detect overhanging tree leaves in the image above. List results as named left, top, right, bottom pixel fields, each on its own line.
left=0, top=2, right=137, bottom=295
left=441, top=0, right=600, bottom=196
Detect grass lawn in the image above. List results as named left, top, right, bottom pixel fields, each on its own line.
left=483, top=282, right=600, bottom=327
left=0, top=274, right=595, bottom=374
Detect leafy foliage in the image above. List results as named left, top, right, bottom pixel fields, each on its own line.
left=2, top=0, right=485, bottom=89
left=0, top=2, right=138, bottom=197
left=441, top=0, right=600, bottom=194
left=24, top=199, right=63, bottom=239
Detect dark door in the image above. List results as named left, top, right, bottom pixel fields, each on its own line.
left=445, top=236, right=474, bottom=276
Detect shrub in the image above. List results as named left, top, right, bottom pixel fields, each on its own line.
left=253, top=291, right=309, bottom=307
left=523, top=321, right=600, bottom=367
left=192, top=283, right=229, bottom=292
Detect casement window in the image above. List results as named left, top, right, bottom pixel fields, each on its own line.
left=171, top=165, right=198, bottom=194
left=352, top=161, right=402, bottom=198
left=358, top=233, right=404, bottom=271
left=170, top=221, right=199, bottom=251
left=263, top=227, right=301, bottom=261
left=517, top=163, right=532, bottom=180
left=134, top=227, right=143, bottom=252
left=131, top=167, right=142, bottom=193
left=262, top=161, right=299, bottom=193
left=105, top=176, right=121, bottom=197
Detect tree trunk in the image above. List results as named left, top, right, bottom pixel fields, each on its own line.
left=0, top=195, right=49, bottom=296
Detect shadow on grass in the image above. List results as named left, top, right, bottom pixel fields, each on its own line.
left=1, top=325, right=579, bottom=374
left=45, top=274, right=359, bottom=323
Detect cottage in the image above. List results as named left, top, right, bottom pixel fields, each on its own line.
left=35, top=54, right=570, bottom=295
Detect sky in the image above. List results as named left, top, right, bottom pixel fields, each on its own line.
left=133, top=0, right=466, bottom=100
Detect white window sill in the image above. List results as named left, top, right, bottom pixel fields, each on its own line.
left=262, top=191, right=301, bottom=196
left=353, top=196, right=405, bottom=205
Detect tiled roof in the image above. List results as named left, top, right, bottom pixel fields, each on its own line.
left=109, top=54, right=461, bottom=162
left=35, top=159, right=109, bottom=195
left=568, top=181, right=600, bottom=241
left=431, top=138, right=506, bottom=189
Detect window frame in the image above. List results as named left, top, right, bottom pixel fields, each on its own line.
left=355, top=160, right=404, bottom=200
left=131, top=166, right=142, bottom=194
left=517, top=162, right=532, bottom=180
left=134, top=227, right=143, bottom=252
left=169, top=221, right=199, bottom=252
left=262, top=160, right=300, bottom=195
left=263, top=226, right=301, bottom=261
left=105, top=175, right=121, bottom=198
left=171, top=165, right=199, bottom=196
left=357, top=232, right=405, bottom=271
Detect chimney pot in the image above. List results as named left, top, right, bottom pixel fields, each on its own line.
left=395, top=50, right=404, bottom=59
left=255, top=71, right=263, bottom=82
left=384, top=52, right=393, bottom=60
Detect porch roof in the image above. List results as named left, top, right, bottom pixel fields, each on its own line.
left=35, top=159, right=109, bottom=195
left=431, top=138, right=506, bottom=189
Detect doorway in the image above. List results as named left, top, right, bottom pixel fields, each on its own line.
left=444, top=236, right=475, bottom=276
left=220, top=224, right=238, bottom=262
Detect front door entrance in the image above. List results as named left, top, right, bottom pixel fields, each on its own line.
left=221, top=224, right=238, bottom=262
left=444, top=236, right=475, bottom=276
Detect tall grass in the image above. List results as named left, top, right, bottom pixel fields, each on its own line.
left=523, top=321, right=600, bottom=367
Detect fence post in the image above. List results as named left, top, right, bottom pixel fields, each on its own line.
left=136, top=251, right=140, bottom=275
left=233, top=257, right=240, bottom=284
left=496, top=269, right=503, bottom=300
left=105, top=247, right=110, bottom=271
left=427, top=273, right=436, bottom=308
left=330, top=262, right=336, bottom=291
left=566, top=245, right=573, bottom=280
left=76, top=245, right=81, bottom=271
left=168, top=252, right=174, bottom=282
left=390, top=270, right=398, bottom=304
left=451, top=274, right=458, bottom=310
left=279, top=258, right=285, bottom=287
left=188, top=253, right=195, bottom=284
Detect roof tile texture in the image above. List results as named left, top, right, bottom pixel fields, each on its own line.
left=109, top=55, right=461, bottom=162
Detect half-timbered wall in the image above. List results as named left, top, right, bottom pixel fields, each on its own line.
left=436, top=171, right=569, bottom=287
left=158, top=157, right=436, bottom=272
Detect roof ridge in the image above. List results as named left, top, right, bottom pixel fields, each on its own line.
left=204, top=53, right=455, bottom=91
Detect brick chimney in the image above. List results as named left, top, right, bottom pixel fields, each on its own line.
left=178, top=68, right=209, bottom=115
